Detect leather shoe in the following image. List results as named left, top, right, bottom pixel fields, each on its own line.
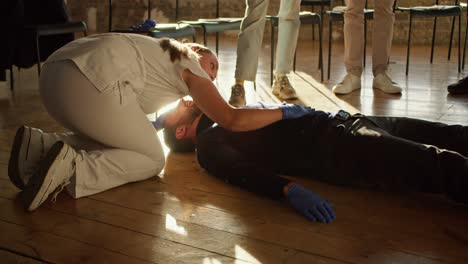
left=448, top=76, right=468, bottom=94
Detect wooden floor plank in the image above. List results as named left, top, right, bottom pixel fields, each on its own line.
left=3, top=178, right=462, bottom=264
left=0, top=219, right=149, bottom=264
left=1, top=36, right=468, bottom=263
left=0, top=197, right=254, bottom=264
left=0, top=248, right=46, bottom=264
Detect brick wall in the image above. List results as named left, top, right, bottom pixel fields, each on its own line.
left=66, top=0, right=465, bottom=45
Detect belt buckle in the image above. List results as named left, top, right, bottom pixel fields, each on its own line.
left=334, top=110, right=351, bottom=121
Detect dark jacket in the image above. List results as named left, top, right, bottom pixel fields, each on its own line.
left=0, top=0, right=74, bottom=79
left=195, top=110, right=335, bottom=199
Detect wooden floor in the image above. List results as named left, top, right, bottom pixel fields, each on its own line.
left=1, top=36, right=468, bottom=264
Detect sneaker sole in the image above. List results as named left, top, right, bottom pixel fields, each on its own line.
left=8, top=126, right=28, bottom=189
left=228, top=98, right=246, bottom=107
left=21, top=141, right=65, bottom=211
left=272, top=88, right=298, bottom=100
left=372, top=85, right=402, bottom=94
left=278, top=94, right=298, bottom=100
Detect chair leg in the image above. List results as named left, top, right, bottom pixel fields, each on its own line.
left=458, top=14, right=461, bottom=73
left=448, top=16, right=456, bottom=61
left=175, top=0, right=179, bottom=21
left=406, top=14, right=413, bottom=76
left=319, top=20, right=324, bottom=82
left=312, top=24, right=316, bottom=41
left=317, top=21, right=321, bottom=70
left=463, top=17, right=468, bottom=69
left=293, top=51, right=297, bottom=72
left=327, top=20, right=332, bottom=80
left=215, top=32, right=219, bottom=55
left=108, top=0, right=112, bottom=32
left=203, top=27, right=208, bottom=46
left=271, top=21, right=275, bottom=85
left=312, top=6, right=315, bottom=40
left=430, top=17, right=437, bottom=64
left=363, top=18, right=367, bottom=68
left=9, top=65, right=14, bottom=91
left=35, top=35, right=41, bottom=76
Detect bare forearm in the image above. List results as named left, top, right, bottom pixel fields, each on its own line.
left=226, top=108, right=283, bottom=132
left=186, top=70, right=283, bottom=132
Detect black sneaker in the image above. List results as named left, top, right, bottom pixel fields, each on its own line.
left=448, top=76, right=468, bottom=94
left=21, top=141, right=77, bottom=211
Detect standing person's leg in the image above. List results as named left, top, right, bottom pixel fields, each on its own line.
left=229, top=0, right=270, bottom=107
left=332, top=0, right=365, bottom=94
left=24, top=60, right=165, bottom=210
left=372, top=0, right=401, bottom=93
left=272, top=0, right=301, bottom=100
left=367, top=116, right=468, bottom=156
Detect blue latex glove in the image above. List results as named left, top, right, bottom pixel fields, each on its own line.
left=131, top=19, right=157, bottom=30
left=280, top=104, right=316, bottom=120
left=152, top=112, right=168, bottom=130
left=286, top=184, right=336, bottom=223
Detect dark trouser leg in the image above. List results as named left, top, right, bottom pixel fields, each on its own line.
left=366, top=116, right=468, bottom=157
left=323, top=119, right=468, bottom=204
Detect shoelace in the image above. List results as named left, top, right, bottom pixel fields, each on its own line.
left=231, top=85, right=244, bottom=97
left=277, top=76, right=292, bottom=90
left=51, top=179, right=71, bottom=203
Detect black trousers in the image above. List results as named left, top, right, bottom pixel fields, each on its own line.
left=297, top=115, right=468, bottom=204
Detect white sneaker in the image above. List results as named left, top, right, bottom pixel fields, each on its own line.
left=21, top=141, right=77, bottom=211
left=332, top=73, right=361, bottom=94
left=8, top=126, right=57, bottom=190
left=272, top=74, right=298, bottom=100
left=373, top=72, right=402, bottom=94
left=228, top=84, right=246, bottom=107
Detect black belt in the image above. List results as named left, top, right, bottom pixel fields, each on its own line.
left=333, top=110, right=352, bottom=121
left=329, top=110, right=363, bottom=128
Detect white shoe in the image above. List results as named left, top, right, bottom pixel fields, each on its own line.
left=373, top=72, right=402, bottom=94
left=8, top=126, right=57, bottom=190
left=272, top=74, right=298, bottom=100
left=228, top=84, right=246, bottom=107
left=332, top=73, right=361, bottom=94
left=21, top=141, right=77, bottom=211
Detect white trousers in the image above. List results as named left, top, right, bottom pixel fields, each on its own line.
left=39, top=60, right=165, bottom=198
left=235, top=0, right=301, bottom=81
left=344, top=0, right=395, bottom=76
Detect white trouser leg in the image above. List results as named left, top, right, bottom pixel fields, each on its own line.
left=235, top=0, right=270, bottom=81
left=344, top=0, right=366, bottom=76
left=39, top=60, right=165, bottom=198
left=372, top=0, right=395, bottom=75
left=275, top=0, right=301, bottom=74
left=38, top=131, right=103, bottom=152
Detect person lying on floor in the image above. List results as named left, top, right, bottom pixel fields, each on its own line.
left=156, top=99, right=468, bottom=223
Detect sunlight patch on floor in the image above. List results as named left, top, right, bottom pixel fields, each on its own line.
left=165, top=213, right=188, bottom=236
left=202, top=257, right=223, bottom=264
left=235, top=245, right=261, bottom=264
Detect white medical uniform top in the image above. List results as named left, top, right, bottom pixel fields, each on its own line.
left=45, top=33, right=210, bottom=114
